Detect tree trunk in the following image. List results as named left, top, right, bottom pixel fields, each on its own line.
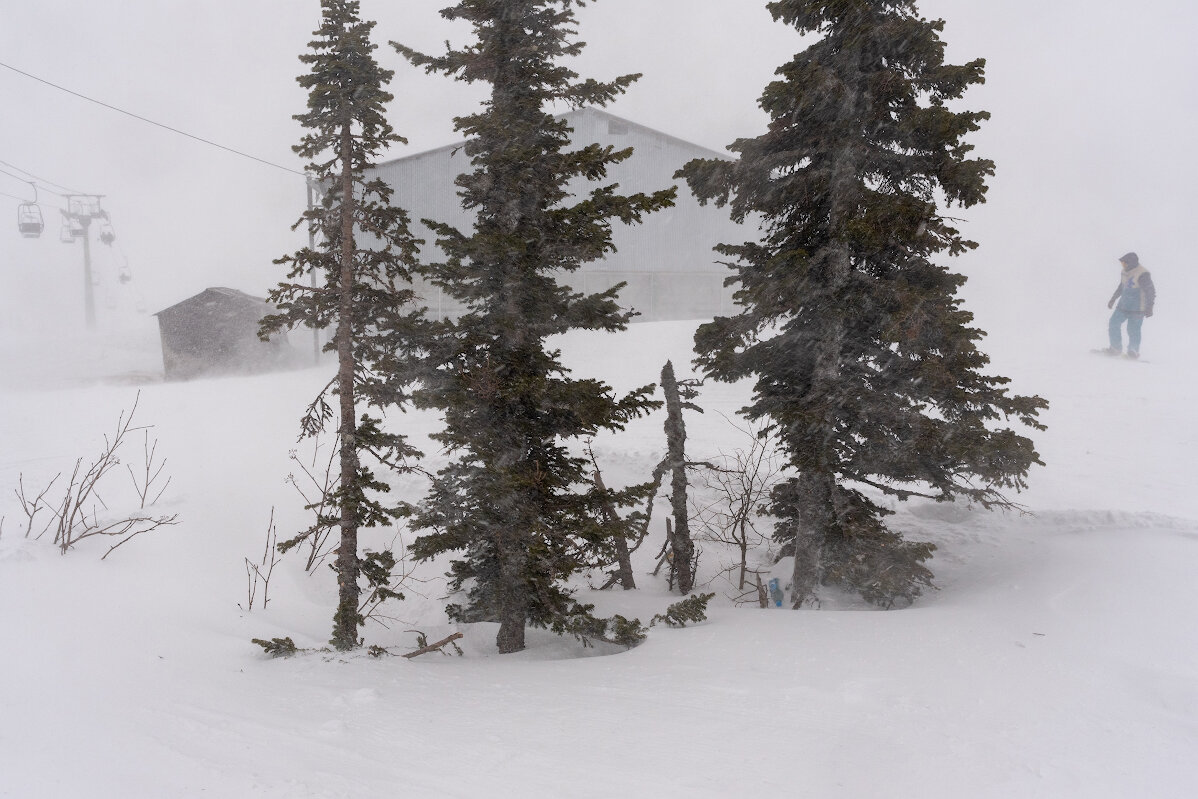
left=789, top=127, right=857, bottom=610
left=495, top=543, right=528, bottom=653
left=661, top=361, right=695, bottom=594
left=330, top=121, right=361, bottom=651
left=496, top=612, right=526, bottom=654
left=738, top=525, right=749, bottom=591
left=790, top=471, right=832, bottom=608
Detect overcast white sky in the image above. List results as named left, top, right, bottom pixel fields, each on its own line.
left=1, top=0, right=1195, bottom=344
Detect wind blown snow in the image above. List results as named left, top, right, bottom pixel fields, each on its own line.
left=1, top=312, right=1196, bottom=798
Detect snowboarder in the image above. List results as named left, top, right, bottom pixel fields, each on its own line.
left=1104, top=252, right=1155, bottom=358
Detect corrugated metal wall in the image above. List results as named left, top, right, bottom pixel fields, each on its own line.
left=370, top=108, right=754, bottom=322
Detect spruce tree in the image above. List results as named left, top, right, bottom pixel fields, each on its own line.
left=679, top=1, right=1047, bottom=608
left=263, top=0, right=424, bottom=650
left=393, top=0, right=674, bottom=653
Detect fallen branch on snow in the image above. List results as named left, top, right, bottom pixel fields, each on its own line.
left=402, top=632, right=464, bottom=659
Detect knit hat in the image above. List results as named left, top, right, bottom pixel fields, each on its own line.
left=1119, top=252, right=1139, bottom=268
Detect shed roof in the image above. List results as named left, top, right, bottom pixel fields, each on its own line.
left=154, top=287, right=272, bottom=318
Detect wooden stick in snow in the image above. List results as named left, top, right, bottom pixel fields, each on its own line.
left=401, top=632, right=464, bottom=659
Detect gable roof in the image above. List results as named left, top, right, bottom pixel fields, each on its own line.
left=154, top=287, right=272, bottom=318
left=373, top=107, right=730, bottom=169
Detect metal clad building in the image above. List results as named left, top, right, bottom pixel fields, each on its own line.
left=370, top=108, right=751, bottom=322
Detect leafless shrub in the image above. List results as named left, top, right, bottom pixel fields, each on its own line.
left=692, top=416, right=785, bottom=593
left=11, top=393, right=178, bottom=559
left=712, top=567, right=772, bottom=608
left=241, top=509, right=282, bottom=611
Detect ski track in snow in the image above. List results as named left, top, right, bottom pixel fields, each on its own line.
left=2, top=319, right=1197, bottom=798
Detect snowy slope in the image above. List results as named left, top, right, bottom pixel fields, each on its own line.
left=2, top=313, right=1197, bottom=798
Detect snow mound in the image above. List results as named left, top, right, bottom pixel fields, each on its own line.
left=2, top=318, right=1197, bottom=797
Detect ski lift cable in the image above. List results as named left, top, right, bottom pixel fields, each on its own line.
left=0, top=166, right=75, bottom=202
left=0, top=186, right=66, bottom=217
left=0, top=158, right=82, bottom=195
left=0, top=60, right=306, bottom=178
left=0, top=165, right=46, bottom=191
left=0, top=188, right=38, bottom=204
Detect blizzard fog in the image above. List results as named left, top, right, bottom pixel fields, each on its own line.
left=2, top=3, right=1198, bottom=796
left=2, top=316, right=1197, bottom=796
left=2, top=0, right=1196, bottom=361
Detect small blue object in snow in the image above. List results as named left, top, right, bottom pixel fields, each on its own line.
left=768, top=577, right=783, bottom=608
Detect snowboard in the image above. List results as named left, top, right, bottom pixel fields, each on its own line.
left=1090, top=349, right=1148, bottom=362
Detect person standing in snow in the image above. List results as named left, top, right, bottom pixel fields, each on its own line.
left=1105, top=252, right=1155, bottom=358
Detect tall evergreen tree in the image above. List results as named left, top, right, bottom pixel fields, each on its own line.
left=393, top=0, right=674, bottom=653
left=263, top=0, right=424, bottom=650
left=679, top=1, right=1047, bottom=608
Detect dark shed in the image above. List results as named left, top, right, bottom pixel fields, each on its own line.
left=154, top=287, right=293, bottom=380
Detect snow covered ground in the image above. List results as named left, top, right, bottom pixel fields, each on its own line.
left=2, top=307, right=1196, bottom=798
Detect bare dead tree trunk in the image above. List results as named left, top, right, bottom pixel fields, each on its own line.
left=661, top=361, right=695, bottom=594
left=330, top=120, right=362, bottom=651
left=592, top=457, right=636, bottom=590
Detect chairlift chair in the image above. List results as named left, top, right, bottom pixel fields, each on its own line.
left=99, top=218, right=116, bottom=245
left=60, top=215, right=85, bottom=244
left=17, top=202, right=44, bottom=238
left=68, top=195, right=101, bottom=218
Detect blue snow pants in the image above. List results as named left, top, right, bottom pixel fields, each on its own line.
left=1108, top=309, right=1145, bottom=354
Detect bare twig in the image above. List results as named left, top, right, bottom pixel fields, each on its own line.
left=241, top=509, right=281, bottom=610
left=100, top=514, right=180, bottom=560
left=358, top=531, right=428, bottom=629
left=282, top=434, right=339, bottom=572
left=700, top=560, right=772, bottom=607
left=15, top=472, right=59, bottom=539
left=127, top=428, right=172, bottom=509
